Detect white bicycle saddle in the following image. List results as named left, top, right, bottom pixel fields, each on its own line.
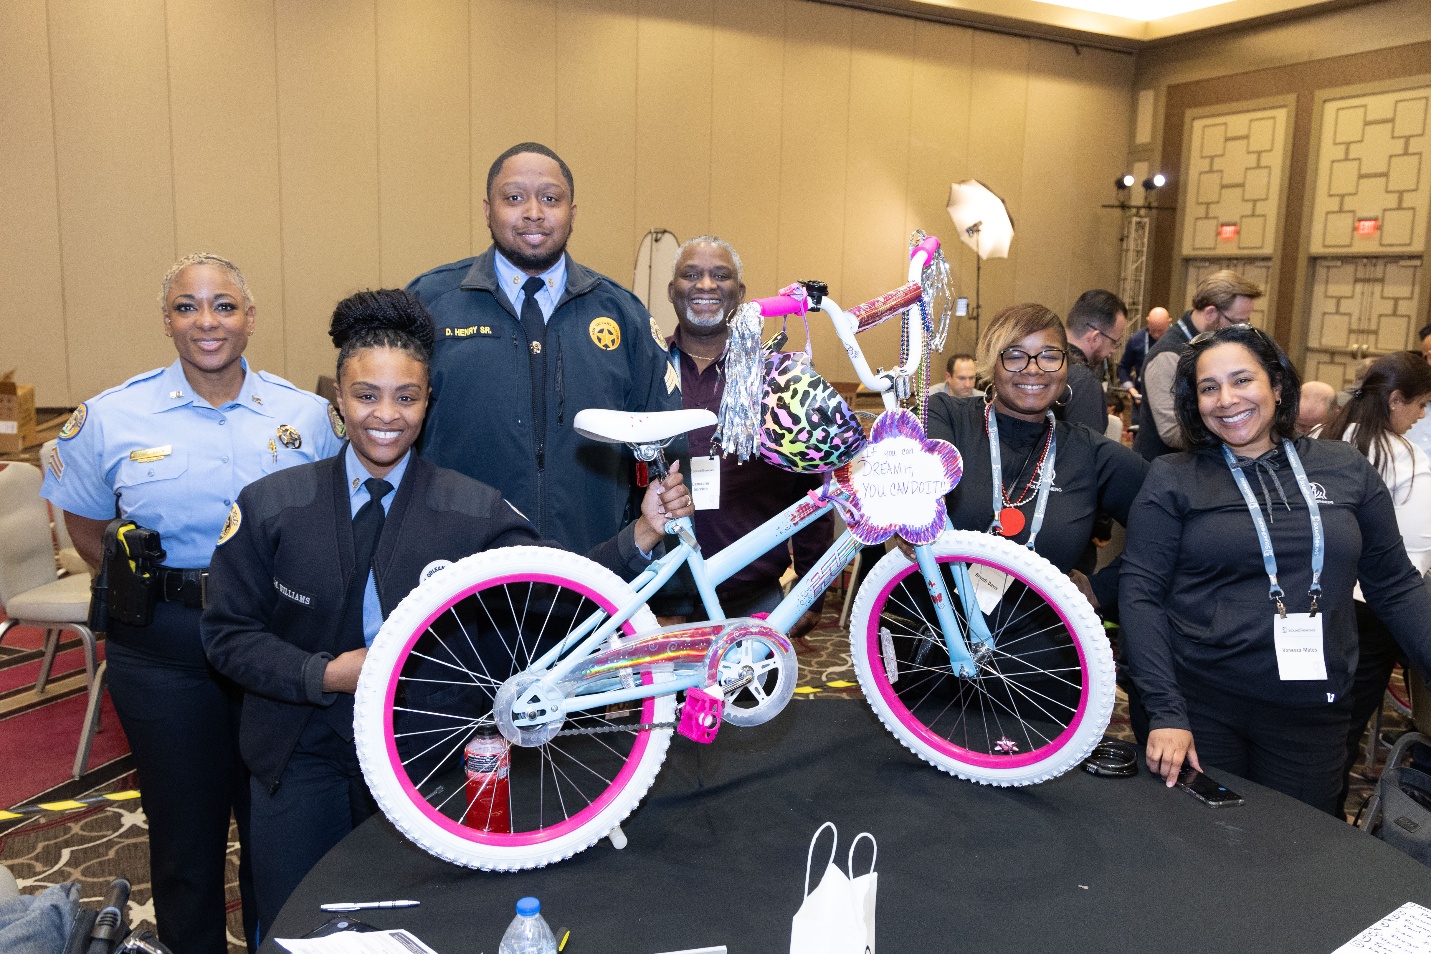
left=573, top=408, right=717, bottom=445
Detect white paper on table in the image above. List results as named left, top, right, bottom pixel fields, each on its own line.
left=1332, top=901, right=1431, bottom=952
left=276, top=929, right=441, bottom=954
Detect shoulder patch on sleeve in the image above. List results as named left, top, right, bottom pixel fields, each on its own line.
left=58, top=403, right=88, bottom=441
left=650, top=315, right=668, bottom=352
left=217, top=502, right=242, bottom=545
left=327, top=403, right=346, bottom=439
left=665, top=361, right=680, bottom=394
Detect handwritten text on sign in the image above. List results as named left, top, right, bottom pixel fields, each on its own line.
left=852, top=436, right=950, bottom=530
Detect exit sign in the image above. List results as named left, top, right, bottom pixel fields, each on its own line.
left=1356, top=218, right=1379, bottom=236
left=1218, top=223, right=1239, bottom=240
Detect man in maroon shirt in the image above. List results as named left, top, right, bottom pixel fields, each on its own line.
left=667, top=236, right=832, bottom=637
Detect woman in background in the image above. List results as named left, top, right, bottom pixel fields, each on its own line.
left=1316, top=350, right=1431, bottom=815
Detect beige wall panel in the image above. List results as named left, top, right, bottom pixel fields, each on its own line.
left=967, top=31, right=1028, bottom=325
left=470, top=0, right=558, bottom=252
left=378, top=0, right=471, bottom=286
left=166, top=0, right=287, bottom=379
left=556, top=0, right=639, bottom=281
left=275, top=0, right=381, bottom=394
left=48, top=0, right=176, bottom=402
left=0, top=0, right=67, bottom=405
left=1018, top=43, right=1132, bottom=315
left=907, top=20, right=976, bottom=359
left=776, top=1, right=852, bottom=364
left=839, top=10, right=915, bottom=368
left=635, top=2, right=714, bottom=248
left=709, top=0, right=786, bottom=301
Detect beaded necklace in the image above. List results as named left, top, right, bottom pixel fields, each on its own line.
left=984, top=401, right=1055, bottom=507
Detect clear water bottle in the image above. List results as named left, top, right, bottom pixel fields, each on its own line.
left=497, top=896, right=557, bottom=954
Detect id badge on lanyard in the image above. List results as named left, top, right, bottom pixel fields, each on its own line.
left=1222, top=441, right=1326, bottom=682
left=691, top=456, right=720, bottom=510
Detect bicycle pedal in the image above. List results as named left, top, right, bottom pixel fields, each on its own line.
left=678, top=687, right=723, bottom=744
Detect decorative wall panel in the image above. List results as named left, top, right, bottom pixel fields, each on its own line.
left=1182, top=258, right=1273, bottom=329
left=1310, top=85, right=1431, bottom=255
left=1180, top=106, right=1289, bottom=258
left=1302, top=257, right=1423, bottom=388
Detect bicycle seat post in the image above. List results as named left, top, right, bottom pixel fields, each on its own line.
left=632, top=440, right=669, bottom=483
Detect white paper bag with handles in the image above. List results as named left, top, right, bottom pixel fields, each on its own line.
left=789, top=822, right=878, bottom=954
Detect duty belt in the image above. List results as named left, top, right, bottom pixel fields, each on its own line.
left=157, top=567, right=209, bottom=609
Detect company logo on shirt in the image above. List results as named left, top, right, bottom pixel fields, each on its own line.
left=589, top=317, right=621, bottom=351
left=1310, top=482, right=1333, bottom=503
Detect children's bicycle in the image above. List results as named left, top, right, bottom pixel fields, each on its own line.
left=353, top=235, right=1115, bottom=870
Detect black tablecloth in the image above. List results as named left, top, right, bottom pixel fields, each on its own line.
left=263, top=699, right=1431, bottom=953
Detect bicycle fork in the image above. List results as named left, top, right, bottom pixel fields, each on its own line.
left=912, top=543, right=993, bottom=677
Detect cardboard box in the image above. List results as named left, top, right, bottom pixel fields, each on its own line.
left=0, top=380, right=37, bottom=454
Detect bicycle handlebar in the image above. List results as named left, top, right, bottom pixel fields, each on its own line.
left=754, top=293, right=808, bottom=319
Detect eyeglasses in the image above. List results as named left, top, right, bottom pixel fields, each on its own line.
left=999, top=348, right=1067, bottom=373
left=1094, top=326, right=1124, bottom=348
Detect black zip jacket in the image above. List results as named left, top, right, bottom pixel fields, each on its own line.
left=408, top=248, right=681, bottom=556
left=927, top=393, right=1149, bottom=608
left=201, top=452, right=648, bottom=790
left=1120, top=438, right=1431, bottom=730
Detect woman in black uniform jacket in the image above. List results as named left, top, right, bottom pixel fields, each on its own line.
left=201, top=290, right=692, bottom=934
left=1120, top=324, right=1431, bottom=814
left=927, top=302, right=1148, bottom=612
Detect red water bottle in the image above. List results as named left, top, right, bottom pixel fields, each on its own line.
left=462, top=728, right=512, bottom=832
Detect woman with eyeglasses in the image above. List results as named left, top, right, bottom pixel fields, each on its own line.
left=927, top=303, right=1148, bottom=611
left=1316, top=350, right=1431, bottom=815
left=1120, top=324, right=1431, bottom=815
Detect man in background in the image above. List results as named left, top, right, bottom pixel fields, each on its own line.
left=667, top=235, right=831, bottom=635
left=1297, top=381, right=1338, bottom=436
left=929, top=353, right=977, bottom=398
left=1117, top=306, right=1170, bottom=400
left=407, top=142, right=680, bottom=556
left=1133, top=270, right=1262, bottom=460
left=1061, top=289, right=1128, bottom=433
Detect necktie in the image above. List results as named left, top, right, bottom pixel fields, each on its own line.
left=341, top=477, right=393, bottom=650
left=520, top=276, right=549, bottom=468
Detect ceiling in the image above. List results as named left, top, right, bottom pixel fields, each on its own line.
left=813, top=0, right=1376, bottom=50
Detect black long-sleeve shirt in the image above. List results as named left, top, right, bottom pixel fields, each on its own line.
left=927, top=393, right=1149, bottom=608
left=1119, top=439, right=1431, bottom=731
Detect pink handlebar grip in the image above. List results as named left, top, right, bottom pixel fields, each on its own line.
left=911, top=235, right=941, bottom=262
left=755, top=294, right=808, bottom=318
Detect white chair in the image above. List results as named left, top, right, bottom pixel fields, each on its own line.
left=0, top=462, right=104, bottom=777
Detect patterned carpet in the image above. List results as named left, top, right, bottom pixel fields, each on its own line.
left=1, top=605, right=1409, bottom=953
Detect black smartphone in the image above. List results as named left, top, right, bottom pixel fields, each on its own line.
left=1178, top=769, right=1244, bottom=807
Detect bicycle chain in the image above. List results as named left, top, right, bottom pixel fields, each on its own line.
left=553, top=704, right=683, bottom=737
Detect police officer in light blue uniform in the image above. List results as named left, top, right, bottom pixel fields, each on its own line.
left=41, top=253, right=342, bottom=954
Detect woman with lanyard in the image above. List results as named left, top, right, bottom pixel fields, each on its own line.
left=1315, top=350, right=1431, bottom=815
left=926, top=302, right=1148, bottom=614
left=202, top=289, right=693, bottom=933
left=1120, top=324, right=1431, bottom=814
left=41, top=253, right=343, bottom=953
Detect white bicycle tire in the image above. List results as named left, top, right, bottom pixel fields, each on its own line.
left=849, top=531, right=1115, bottom=786
left=354, top=546, right=671, bottom=870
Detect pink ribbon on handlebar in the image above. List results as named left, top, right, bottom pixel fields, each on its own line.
left=849, top=282, right=922, bottom=333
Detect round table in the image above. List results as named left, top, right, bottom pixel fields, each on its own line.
left=261, top=699, right=1431, bottom=953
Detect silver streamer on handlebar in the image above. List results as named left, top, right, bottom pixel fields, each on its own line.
left=913, top=229, right=954, bottom=354
left=712, top=300, right=765, bottom=463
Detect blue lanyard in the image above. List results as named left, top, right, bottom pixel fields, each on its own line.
left=987, top=407, right=1057, bottom=550
left=1221, top=440, right=1324, bottom=617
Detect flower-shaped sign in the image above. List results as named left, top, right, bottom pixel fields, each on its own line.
left=831, top=409, right=962, bottom=546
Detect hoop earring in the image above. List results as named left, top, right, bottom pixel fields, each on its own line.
left=983, top=384, right=996, bottom=406
left=1054, top=384, right=1073, bottom=407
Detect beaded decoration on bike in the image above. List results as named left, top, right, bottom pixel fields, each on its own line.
left=903, top=230, right=955, bottom=430
left=757, top=348, right=865, bottom=473
left=828, top=408, right=962, bottom=545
